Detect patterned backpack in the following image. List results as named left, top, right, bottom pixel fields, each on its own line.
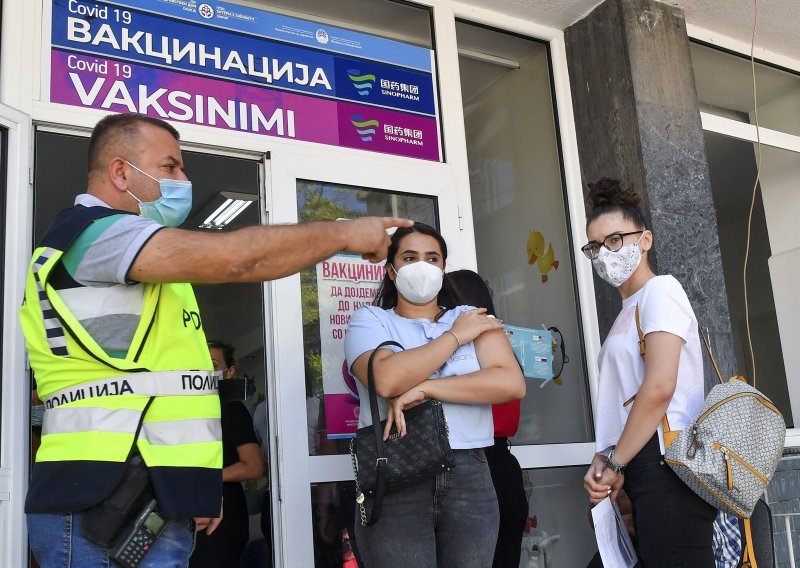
left=635, top=306, right=785, bottom=519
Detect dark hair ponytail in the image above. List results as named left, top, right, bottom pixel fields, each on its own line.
left=586, top=177, right=647, bottom=229
left=440, top=270, right=495, bottom=316
left=373, top=222, right=457, bottom=315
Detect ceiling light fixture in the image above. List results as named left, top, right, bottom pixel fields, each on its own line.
left=199, top=191, right=257, bottom=230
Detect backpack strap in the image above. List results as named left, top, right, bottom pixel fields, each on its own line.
left=741, top=518, right=757, bottom=568
left=634, top=304, right=677, bottom=448
left=634, top=304, right=646, bottom=358
left=699, top=326, right=725, bottom=386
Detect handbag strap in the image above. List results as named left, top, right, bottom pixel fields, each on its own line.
left=363, top=340, right=404, bottom=526
left=741, top=518, right=758, bottom=568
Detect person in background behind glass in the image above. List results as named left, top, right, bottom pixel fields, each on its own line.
left=442, top=269, right=529, bottom=568
left=190, top=340, right=264, bottom=568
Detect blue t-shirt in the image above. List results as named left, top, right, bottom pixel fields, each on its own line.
left=344, top=304, right=493, bottom=449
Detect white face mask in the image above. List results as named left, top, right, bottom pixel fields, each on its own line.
left=591, top=233, right=645, bottom=287
left=392, top=261, right=444, bottom=304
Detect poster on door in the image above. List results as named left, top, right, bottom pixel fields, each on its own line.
left=47, top=0, right=442, bottom=161
left=316, top=254, right=385, bottom=439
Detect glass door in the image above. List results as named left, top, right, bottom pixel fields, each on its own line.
left=454, top=20, right=598, bottom=568
left=267, top=151, right=462, bottom=567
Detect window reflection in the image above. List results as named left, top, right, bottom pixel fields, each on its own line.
left=308, top=468, right=599, bottom=568
left=704, top=132, right=792, bottom=426
left=691, top=42, right=800, bottom=138
left=520, top=466, right=598, bottom=568
left=310, top=481, right=362, bottom=568
left=456, top=21, right=593, bottom=445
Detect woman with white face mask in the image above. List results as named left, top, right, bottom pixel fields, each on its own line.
left=344, top=223, right=526, bottom=568
left=581, top=178, right=716, bottom=567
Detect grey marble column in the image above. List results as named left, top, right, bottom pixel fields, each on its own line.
left=565, top=0, right=736, bottom=389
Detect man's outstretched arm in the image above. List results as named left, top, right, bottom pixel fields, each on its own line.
left=129, top=217, right=412, bottom=284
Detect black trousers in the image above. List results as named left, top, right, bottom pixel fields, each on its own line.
left=624, top=435, right=717, bottom=568
left=485, top=438, right=528, bottom=568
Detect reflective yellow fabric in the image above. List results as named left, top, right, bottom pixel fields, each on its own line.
left=35, top=431, right=135, bottom=462
left=138, top=440, right=223, bottom=469
left=21, top=243, right=221, bottom=469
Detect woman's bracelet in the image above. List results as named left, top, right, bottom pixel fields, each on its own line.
left=446, top=330, right=461, bottom=349
left=605, top=449, right=628, bottom=475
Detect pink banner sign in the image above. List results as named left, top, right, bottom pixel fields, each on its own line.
left=51, top=50, right=441, bottom=161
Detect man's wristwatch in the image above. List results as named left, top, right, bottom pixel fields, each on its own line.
left=605, top=449, right=628, bottom=475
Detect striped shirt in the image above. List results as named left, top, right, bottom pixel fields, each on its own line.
left=54, top=194, right=162, bottom=358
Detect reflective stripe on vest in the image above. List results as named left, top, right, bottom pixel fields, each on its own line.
left=42, top=370, right=222, bottom=409
left=32, top=247, right=68, bottom=357
left=140, top=418, right=221, bottom=446
left=43, top=406, right=141, bottom=435
left=43, top=406, right=221, bottom=445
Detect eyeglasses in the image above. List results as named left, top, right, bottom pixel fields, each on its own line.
left=580, top=231, right=645, bottom=260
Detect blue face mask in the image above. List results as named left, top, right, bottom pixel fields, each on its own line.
left=125, top=160, right=193, bottom=227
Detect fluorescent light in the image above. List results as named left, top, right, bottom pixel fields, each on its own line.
left=199, top=191, right=257, bottom=230
left=458, top=48, right=520, bottom=70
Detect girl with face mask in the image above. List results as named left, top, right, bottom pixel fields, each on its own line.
left=581, top=178, right=715, bottom=567
left=344, top=223, right=526, bottom=568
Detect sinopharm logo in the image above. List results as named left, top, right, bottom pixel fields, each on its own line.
left=347, top=69, right=376, bottom=96
left=351, top=115, right=379, bottom=142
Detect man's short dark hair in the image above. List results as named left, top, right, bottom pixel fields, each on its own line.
left=207, top=339, right=236, bottom=368
left=87, top=113, right=180, bottom=174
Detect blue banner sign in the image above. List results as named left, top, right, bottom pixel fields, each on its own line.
left=51, top=0, right=442, bottom=160
left=53, top=0, right=436, bottom=116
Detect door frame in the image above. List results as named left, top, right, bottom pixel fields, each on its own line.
left=0, top=102, right=32, bottom=568
left=266, top=148, right=465, bottom=566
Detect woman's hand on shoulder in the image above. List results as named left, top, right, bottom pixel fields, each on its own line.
left=450, top=308, right=504, bottom=345
left=383, top=383, right=427, bottom=440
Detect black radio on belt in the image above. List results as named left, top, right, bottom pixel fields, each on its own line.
left=108, top=499, right=166, bottom=568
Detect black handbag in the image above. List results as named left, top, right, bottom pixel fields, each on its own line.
left=349, top=340, right=454, bottom=526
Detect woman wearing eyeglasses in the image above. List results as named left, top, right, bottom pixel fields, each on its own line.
left=581, top=178, right=716, bottom=567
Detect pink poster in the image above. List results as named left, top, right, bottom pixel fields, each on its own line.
left=315, top=255, right=385, bottom=438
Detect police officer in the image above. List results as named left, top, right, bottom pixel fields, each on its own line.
left=21, top=113, right=411, bottom=567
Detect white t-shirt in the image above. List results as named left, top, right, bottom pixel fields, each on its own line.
left=344, top=304, right=494, bottom=449
left=594, top=275, right=705, bottom=455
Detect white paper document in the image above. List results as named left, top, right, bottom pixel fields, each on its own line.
left=591, top=497, right=638, bottom=568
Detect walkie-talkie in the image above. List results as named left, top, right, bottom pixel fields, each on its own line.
left=109, top=499, right=166, bottom=568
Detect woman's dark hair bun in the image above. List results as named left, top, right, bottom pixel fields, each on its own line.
left=587, top=177, right=642, bottom=210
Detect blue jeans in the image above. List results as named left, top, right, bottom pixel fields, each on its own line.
left=354, top=448, right=500, bottom=568
left=28, top=511, right=195, bottom=568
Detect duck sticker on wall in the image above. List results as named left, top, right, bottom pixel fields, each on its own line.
left=526, top=230, right=560, bottom=283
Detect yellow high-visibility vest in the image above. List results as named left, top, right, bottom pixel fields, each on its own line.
left=20, top=205, right=222, bottom=518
